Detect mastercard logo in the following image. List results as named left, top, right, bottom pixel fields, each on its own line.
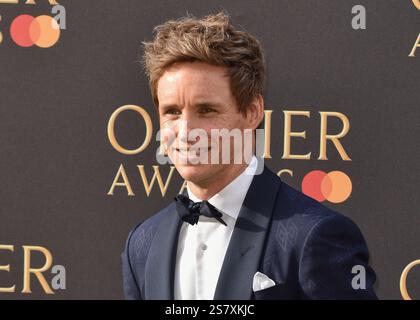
left=10, top=14, right=60, bottom=48
left=301, top=170, right=352, bottom=203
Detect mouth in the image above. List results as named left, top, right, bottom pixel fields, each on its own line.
left=173, top=147, right=212, bottom=161
left=175, top=147, right=211, bottom=153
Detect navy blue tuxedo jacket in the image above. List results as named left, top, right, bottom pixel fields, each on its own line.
left=122, top=165, right=377, bottom=299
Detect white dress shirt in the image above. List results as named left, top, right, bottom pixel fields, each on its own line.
left=174, top=156, right=258, bottom=300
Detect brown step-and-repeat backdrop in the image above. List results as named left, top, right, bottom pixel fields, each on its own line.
left=0, top=0, right=419, bottom=299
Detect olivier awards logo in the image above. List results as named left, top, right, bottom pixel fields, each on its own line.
left=106, top=106, right=354, bottom=204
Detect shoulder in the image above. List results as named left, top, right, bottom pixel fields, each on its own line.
left=271, top=179, right=364, bottom=248
left=123, top=201, right=176, bottom=258
left=275, top=180, right=346, bottom=225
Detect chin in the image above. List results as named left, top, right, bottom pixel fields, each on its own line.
left=175, top=163, right=215, bottom=185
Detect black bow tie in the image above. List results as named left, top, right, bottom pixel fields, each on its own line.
left=174, top=194, right=227, bottom=226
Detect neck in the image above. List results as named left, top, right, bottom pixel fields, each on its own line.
left=187, top=163, right=248, bottom=200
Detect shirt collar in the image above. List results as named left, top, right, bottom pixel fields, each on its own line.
left=187, top=155, right=257, bottom=220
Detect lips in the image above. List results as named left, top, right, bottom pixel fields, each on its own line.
left=175, top=147, right=211, bottom=153
left=173, top=147, right=212, bottom=161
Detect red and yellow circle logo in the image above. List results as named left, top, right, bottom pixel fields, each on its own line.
left=10, top=14, right=60, bottom=48
left=301, top=170, right=352, bottom=203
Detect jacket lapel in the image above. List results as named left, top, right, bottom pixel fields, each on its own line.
left=213, top=166, right=282, bottom=299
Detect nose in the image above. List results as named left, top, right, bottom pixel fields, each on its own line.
left=177, top=114, right=201, bottom=147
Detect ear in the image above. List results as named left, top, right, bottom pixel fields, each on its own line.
left=246, top=94, right=265, bottom=130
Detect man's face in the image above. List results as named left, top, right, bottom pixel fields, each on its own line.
left=157, top=61, right=255, bottom=186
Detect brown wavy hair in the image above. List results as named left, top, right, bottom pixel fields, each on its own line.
left=142, top=11, right=266, bottom=115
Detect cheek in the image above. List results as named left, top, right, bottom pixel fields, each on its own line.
left=210, top=118, right=247, bottom=140
left=201, top=116, right=233, bottom=132
left=160, top=125, right=177, bottom=147
left=160, top=118, right=175, bottom=130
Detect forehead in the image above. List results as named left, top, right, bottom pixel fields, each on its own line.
left=157, top=61, right=231, bottom=102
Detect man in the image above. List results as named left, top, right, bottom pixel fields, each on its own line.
left=122, top=12, right=377, bottom=300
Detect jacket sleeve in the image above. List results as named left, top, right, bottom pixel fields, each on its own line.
left=121, top=226, right=142, bottom=300
left=298, top=213, right=378, bottom=299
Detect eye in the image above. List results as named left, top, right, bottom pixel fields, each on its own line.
left=164, top=108, right=181, bottom=116
left=199, top=107, right=216, bottom=114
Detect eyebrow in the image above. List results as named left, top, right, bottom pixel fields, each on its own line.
left=195, top=102, right=223, bottom=109
left=159, top=102, right=224, bottom=112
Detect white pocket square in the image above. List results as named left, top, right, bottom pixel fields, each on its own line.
left=252, top=271, right=276, bottom=292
